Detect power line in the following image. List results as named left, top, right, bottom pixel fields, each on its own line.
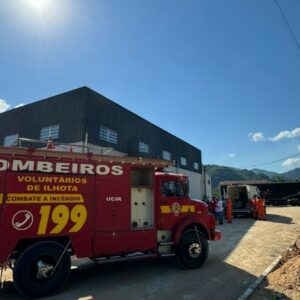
left=245, top=152, right=300, bottom=169
left=274, top=0, right=300, bottom=51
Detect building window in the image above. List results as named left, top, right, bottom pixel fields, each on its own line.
left=40, top=125, right=59, bottom=140
left=4, top=133, right=19, bottom=146
left=100, top=126, right=118, bottom=144
left=139, top=141, right=149, bottom=153
left=208, top=179, right=211, bottom=185
left=162, top=150, right=171, bottom=160
left=194, top=162, right=199, bottom=170
left=180, top=157, right=187, bottom=166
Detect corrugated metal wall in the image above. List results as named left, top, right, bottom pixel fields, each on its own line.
left=85, top=88, right=202, bottom=173
left=0, top=88, right=86, bottom=144
left=0, top=87, right=202, bottom=173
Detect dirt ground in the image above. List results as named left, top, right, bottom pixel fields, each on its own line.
left=251, top=236, right=300, bottom=300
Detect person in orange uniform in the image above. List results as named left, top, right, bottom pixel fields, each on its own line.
left=226, top=197, right=232, bottom=223
left=250, top=195, right=258, bottom=219
left=257, top=196, right=266, bottom=220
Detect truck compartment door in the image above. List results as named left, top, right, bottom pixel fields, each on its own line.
left=94, top=178, right=131, bottom=255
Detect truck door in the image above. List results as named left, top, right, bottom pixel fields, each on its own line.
left=158, top=178, right=191, bottom=229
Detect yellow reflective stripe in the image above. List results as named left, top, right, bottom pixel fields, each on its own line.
left=181, top=205, right=195, bottom=213
left=0, top=193, right=2, bottom=204
left=161, top=204, right=195, bottom=214
left=160, top=205, right=171, bottom=213
left=6, top=194, right=84, bottom=204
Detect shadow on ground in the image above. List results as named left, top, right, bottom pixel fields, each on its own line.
left=0, top=217, right=258, bottom=300
left=0, top=256, right=258, bottom=300
left=250, top=281, right=291, bottom=300
left=265, top=214, right=294, bottom=224
left=0, top=209, right=297, bottom=300
left=233, top=211, right=294, bottom=224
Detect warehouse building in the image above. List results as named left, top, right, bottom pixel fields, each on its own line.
left=0, top=87, right=211, bottom=199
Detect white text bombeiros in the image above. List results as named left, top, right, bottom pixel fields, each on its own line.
left=0, top=159, right=123, bottom=175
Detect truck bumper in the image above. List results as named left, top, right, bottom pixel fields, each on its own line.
left=212, top=229, right=221, bottom=241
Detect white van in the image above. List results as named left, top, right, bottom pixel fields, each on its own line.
left=226, top=185, right=260, bottom=216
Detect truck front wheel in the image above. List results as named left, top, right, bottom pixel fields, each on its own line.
left=13, top=241, right=71, bottom=298
left=176, top=229, right=208, bottom=269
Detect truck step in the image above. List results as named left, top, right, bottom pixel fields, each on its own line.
left=159, top=253, right=176, bottom=257
left=158, top=242, right=174, bottom=246
left=93, top=252, right=155, bottom=262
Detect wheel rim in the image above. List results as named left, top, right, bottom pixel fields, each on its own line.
left=36, top=260, right=54, bottom=280
left=30, top=256, right=56, bottom=281
left=188, top=243, right=202, bottom=258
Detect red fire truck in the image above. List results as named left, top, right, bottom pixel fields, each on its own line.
left=0, top=146, right=221, bottom=298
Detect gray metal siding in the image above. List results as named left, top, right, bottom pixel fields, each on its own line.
left=0, top=87, right=202, bottom=173
left=0, top=88, right=86, bottom=144
left=84, top=89, right=202, bottom=173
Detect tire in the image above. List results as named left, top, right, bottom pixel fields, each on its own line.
left=13, top=241, right=71, bottom=298
left=176, top=229, right=208, bottom=269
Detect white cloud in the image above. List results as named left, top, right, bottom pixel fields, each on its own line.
left=248, top=132, right=265, bottom=142
left=281, top=158, right=300, bottom=169
left=0, top=98, right=10, bottom=113
left=15, top=103, right=24, bottom=108
left=229, top=153, right=236, bottom=158
left=270, top=128, right=300, bottom=142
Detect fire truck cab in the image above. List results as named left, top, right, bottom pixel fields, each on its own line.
left=0, top=146, right=221, bottom=298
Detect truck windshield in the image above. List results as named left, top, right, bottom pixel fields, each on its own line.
left=161, top=180, right=189, bottom=197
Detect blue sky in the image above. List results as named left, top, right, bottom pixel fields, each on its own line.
left=0, top=0, right=299, bottom=172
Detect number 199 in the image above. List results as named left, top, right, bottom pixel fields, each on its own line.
left=38, top=204, right=87, bottom=235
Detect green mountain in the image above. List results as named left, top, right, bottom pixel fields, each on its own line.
left=252, top=168, right=300, bottom=181
left=283, top=168, right=300, bottom=180
left=206, top=165, right=300, bottom=189
left=205, top=165, right=269, bottom=189
left=251, top=168, right=278, bottom=178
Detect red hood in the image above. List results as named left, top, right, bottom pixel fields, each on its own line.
left=190, top=198, right=208, bottom=213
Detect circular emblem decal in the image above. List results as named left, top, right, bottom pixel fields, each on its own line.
left=12, top=210, right=34, bottom=231
left=171, top=202, right=181, bottom=216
